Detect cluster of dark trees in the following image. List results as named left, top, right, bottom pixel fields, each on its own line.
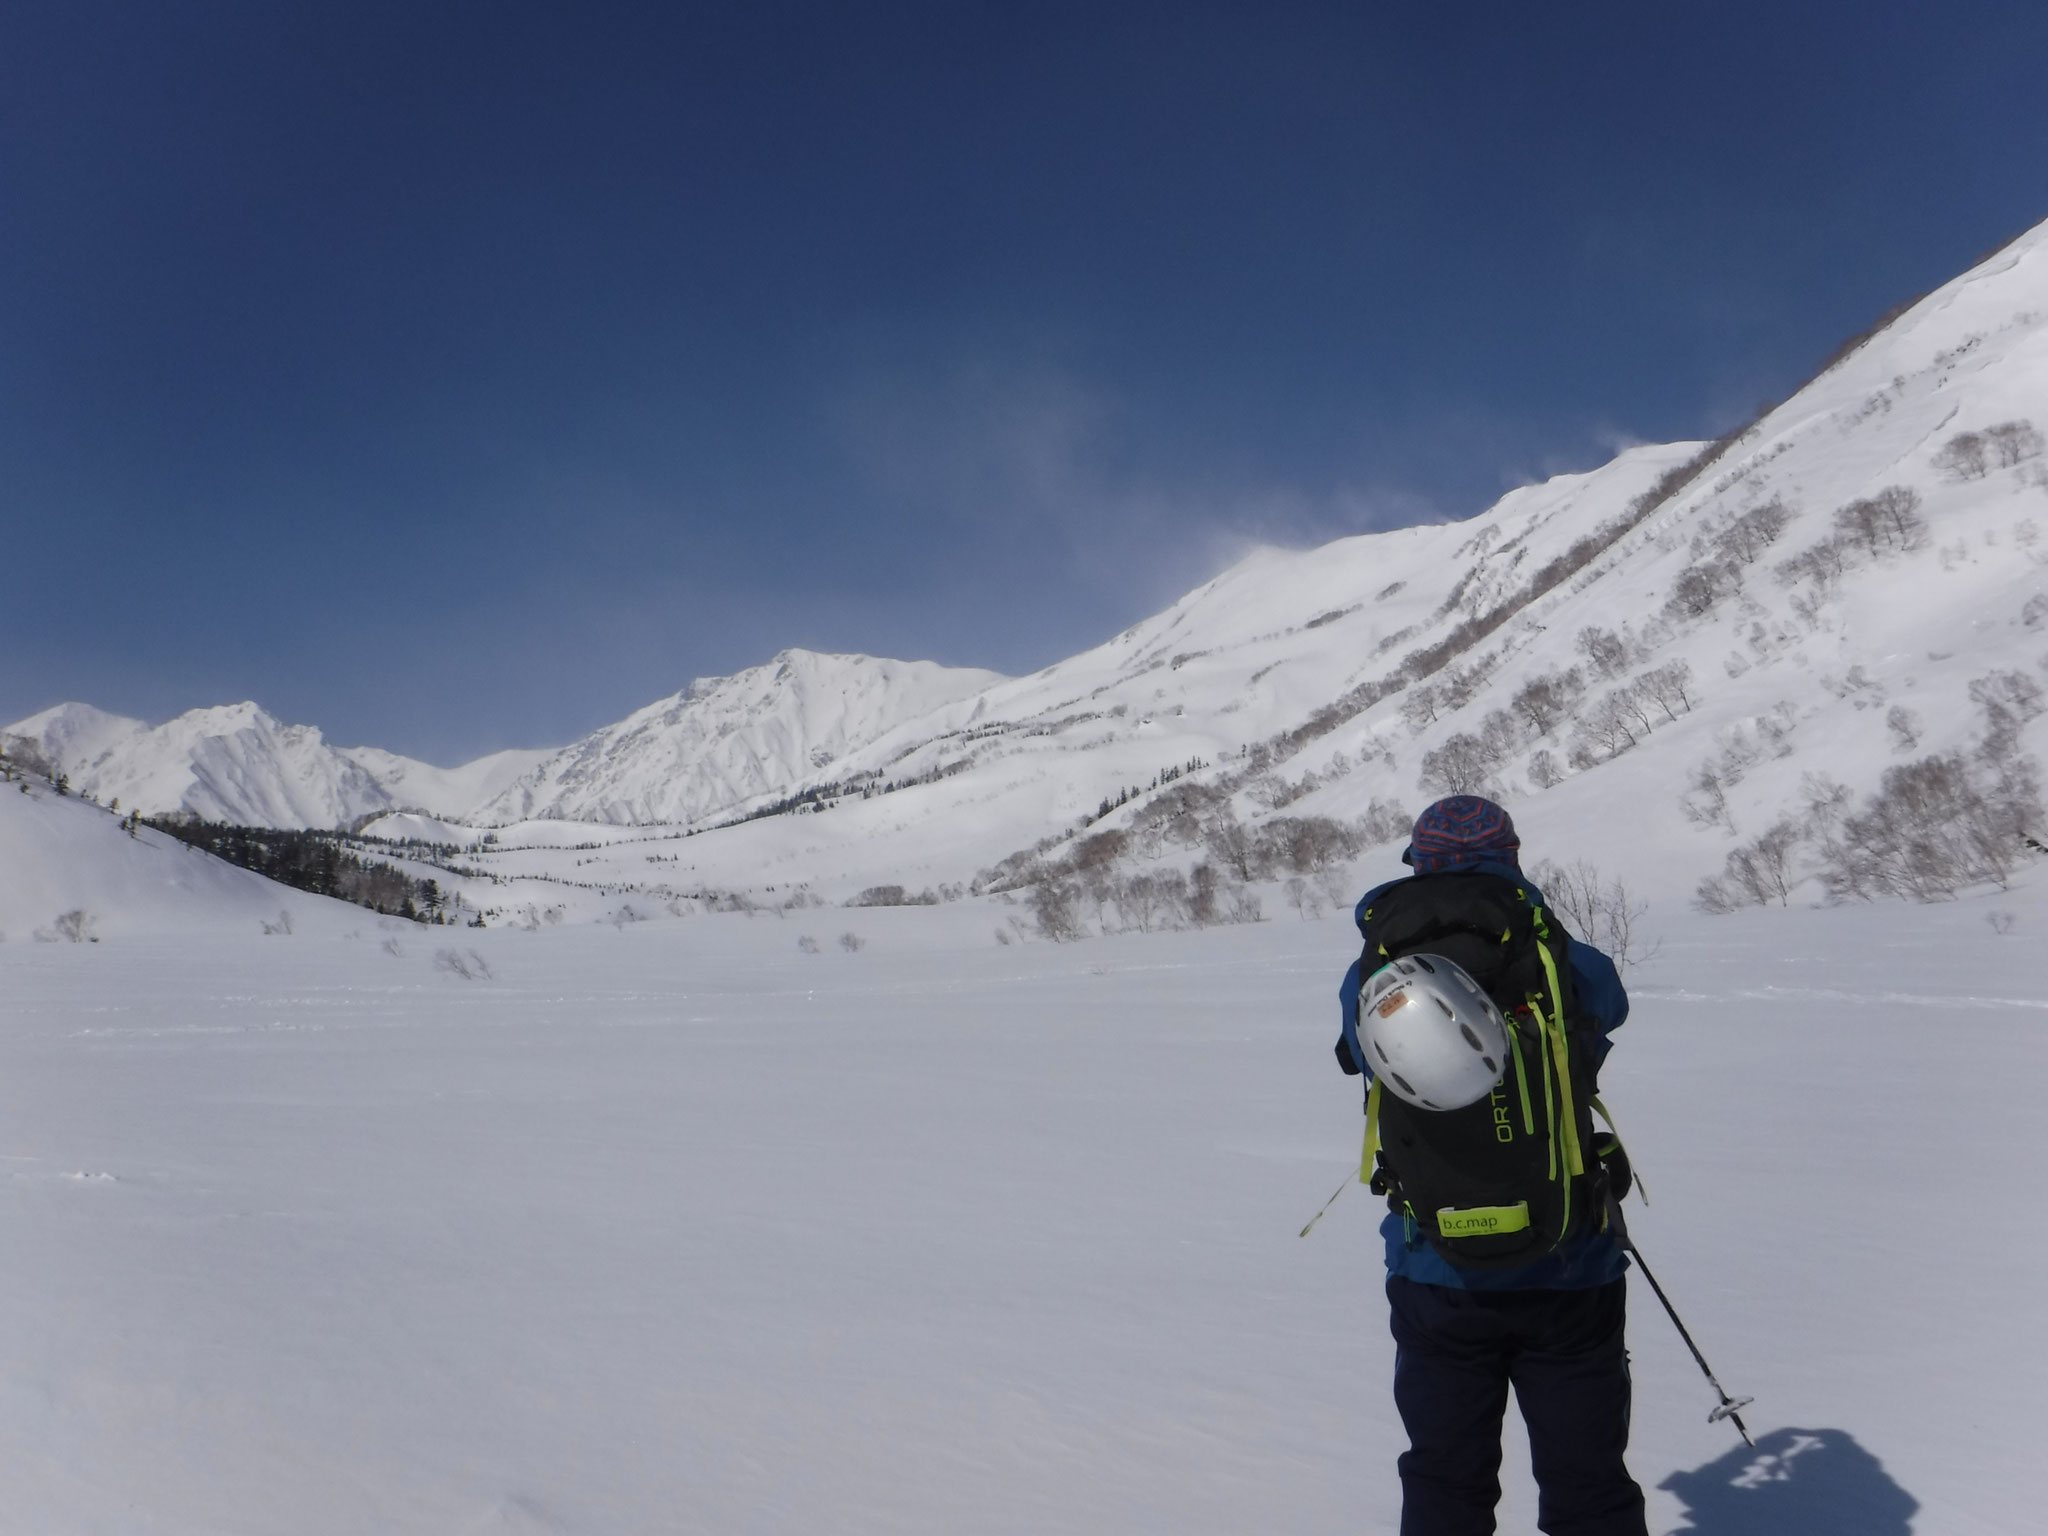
left=848, top=883, right=965, bottom=907
left=1089, top=757, right=1209, bottom=823
left=145, top=818, right=450, bottom=922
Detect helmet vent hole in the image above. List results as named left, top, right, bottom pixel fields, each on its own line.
left=1390, top=1072, right=1416, bottom=1098
left=1459, top=1023, right=1484, bottom=1051
left=1415, top=957, right=1436, bottom=973
left=1374, top=1040, right=1390, bottom=1063
left=1434, top=996, right=1455, bottom=1019
left=1482, top=1056, right=1498, bottom=1074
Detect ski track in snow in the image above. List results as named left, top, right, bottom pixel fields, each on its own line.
left=1638, top=983, right=2048, bottom=1011
left=1, top=890, right=2041, bottom=1534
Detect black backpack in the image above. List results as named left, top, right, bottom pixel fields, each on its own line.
left=1354, top=871, right=1603, bottom=1269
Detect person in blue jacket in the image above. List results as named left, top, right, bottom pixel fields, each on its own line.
left=1336, top=796, right=1647, bottom=1536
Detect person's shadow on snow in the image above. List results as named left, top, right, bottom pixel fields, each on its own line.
left=1659, top=1427, right=1916, bottom=1535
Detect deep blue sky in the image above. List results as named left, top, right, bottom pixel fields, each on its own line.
left=5, top=2, right=2046, bottom=761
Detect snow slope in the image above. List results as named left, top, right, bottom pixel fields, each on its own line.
left=0, top=884, right=2037, bottom=1532
left=3, top=701, right=401, bottom=828
left=6, top=650, right=1002, bottom=834
left=0, top=774, right=360, bottom=939
left=0, top=701, right=147, bottom=771
left=1, top=702, right=558, bottom=829
left=469, top=647, right=1009, bottom=826
left=338, top=743, right=553, bottom=820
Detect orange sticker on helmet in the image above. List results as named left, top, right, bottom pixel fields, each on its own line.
left=1375, top=993, right=1409, bottom=1020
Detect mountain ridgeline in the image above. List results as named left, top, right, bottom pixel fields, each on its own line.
left=9, top=218, right=2048, bottom=929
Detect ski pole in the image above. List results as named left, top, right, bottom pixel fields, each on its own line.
left=1299, top=1167, right=1354, bottom=1237
left=1610, top=1204, right=1754, bottom=1446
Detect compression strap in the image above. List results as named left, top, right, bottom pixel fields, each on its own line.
left=1362, top=1078, right=1383, bottom=1180
left=1590, top=1094, right=1648, bottom=1205
left=1535, top=935, right=1585, bottom=1180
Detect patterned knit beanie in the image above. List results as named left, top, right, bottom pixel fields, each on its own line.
left=1403, top=795, right=1520, bottom=873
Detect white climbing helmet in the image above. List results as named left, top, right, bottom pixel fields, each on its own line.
left=1358, top=953, right=1511, bottom=1111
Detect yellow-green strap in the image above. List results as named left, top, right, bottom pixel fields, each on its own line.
left=1590, top=1094, right=1648, bottom=1205
left=1362, top=1079, right=1383, bottom=1181
left=1534, top=939, right=1585, bottom=1178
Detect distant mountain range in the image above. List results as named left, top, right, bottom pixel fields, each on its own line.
left=3, top=652, right=1005, bottom=830
left=10, top=216, right=2048, bottom=924
left=2, top=699, right=546, bottom=828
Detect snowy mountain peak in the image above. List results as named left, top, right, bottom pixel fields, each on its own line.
left=473, top=649, right=1011, bottom=826
left=2, top=701, right=147, bottom=772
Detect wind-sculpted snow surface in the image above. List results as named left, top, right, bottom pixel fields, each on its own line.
left=469, top=648, right=1009, bottom=826
left=0, top=893, right=2035, bottom=1531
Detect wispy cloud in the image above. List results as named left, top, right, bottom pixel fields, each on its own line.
left=818, top=340, right=1470, bottom=630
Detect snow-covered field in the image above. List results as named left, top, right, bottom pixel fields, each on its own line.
left=3, top=877, right=2038, bottom=1533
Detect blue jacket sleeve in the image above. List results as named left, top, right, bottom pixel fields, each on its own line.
left=1568, top=941, right=1629, bottom=1070
left=1336, top=956, right=1365, bottom=1074
left=1336, top=878, right=1404, bottom=1077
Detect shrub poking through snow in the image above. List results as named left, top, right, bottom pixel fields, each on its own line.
left=1886, top=706, right=1924, bottom=753
left=36, top=909, right=97, bottom=943
left=849, top=885, right=940, bottom=907
left=1833, top=486, right=1928, bottom=555
left=1986, top=419, right=2045, bottom=468
left=1694, top=823, right=1805, bottom=911
left=1509, top=668, right=1585, bottom=737
left=1527, top=859, right=1654, bottom=973
left=1419, top=732, right=1503, bottom=797
left=1934, top=431, right=1990, bottom=481
left=1699, top=675, right=2045, bottom=908
left=1663, top=560, right=1743, bottom=621
left=1815, top=754, right=2034, bottom=901
left=433, top=948, right=492, bottom=980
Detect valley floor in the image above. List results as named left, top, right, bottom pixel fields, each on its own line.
left=1, top=885, right=2041, bottom=1533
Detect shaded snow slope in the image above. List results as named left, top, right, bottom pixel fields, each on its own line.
left=0, top=775, right=359, bottom=939
left=339, top=744, right=553, bottom=820
left=468, top=648, right=1010, bottom=826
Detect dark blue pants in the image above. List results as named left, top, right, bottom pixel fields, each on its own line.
left=1387, top=1276, right=1647, bottom=1536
